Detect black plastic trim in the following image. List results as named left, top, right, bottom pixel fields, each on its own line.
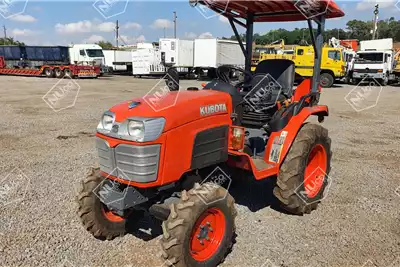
left=191, top=125, right=229, bottom=170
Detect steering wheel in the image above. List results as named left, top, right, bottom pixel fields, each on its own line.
left=216, top=65, right=253, bottom=91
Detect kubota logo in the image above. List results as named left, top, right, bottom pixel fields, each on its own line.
left=200, top=103, right=227, bottom=116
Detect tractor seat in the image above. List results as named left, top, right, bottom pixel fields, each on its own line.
left=253, top=59, right=295, bottom=100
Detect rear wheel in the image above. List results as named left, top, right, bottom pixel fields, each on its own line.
left=381, top=73, right=389, bottom=86
left=320, top=72, right=334, bottom=88
left=64, top=68, right=72, bottom=78
left=273, top=123, right=331, bottom=215
left=44, top=68, right=54, bottom=78
left=77, top=168, right=127, bottom=240
left=54, top=68, right=64, bottom=79
left=160, top=183, right=236, bottom=267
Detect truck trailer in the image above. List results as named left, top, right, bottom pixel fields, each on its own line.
left=0, top=44, right=101, bottom=78
left=103, top=50, right=133, bottom=73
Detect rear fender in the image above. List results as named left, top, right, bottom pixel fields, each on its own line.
left=265, top=105, right=329, bottom=167
left=227, top=105, right=328, bottom=180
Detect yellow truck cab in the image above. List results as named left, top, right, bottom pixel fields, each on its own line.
left=257, top=45, right=346, bottom=87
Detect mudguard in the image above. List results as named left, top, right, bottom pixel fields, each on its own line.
left=228, top=105, right=329, bottom=180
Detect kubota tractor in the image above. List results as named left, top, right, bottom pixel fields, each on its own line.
left=77, top=1, right=344, bottom=266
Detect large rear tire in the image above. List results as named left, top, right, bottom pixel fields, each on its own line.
left=76, top=168, right=127, bottom=240
left=160, top=183, right=236, bottom=267
left=273, top=124, right=332, bottom=215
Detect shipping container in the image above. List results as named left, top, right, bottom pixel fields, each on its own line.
left=159, top=38, right=194, bottom=67
left=194, top=39, right=245, bottom=69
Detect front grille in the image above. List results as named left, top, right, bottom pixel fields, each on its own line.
left=354, top=69, right=379, bottom=74
left=96, top=137, right=160, bottom=183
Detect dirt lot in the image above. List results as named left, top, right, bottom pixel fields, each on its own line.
left=0, top=75, right=399, bottom=267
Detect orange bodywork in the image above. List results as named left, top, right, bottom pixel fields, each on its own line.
left=227, top=105, right=328, bottom=179
left=98, top=82, right=328, bottom=187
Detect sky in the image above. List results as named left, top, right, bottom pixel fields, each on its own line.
left=0, top=0, right=399, bottom=46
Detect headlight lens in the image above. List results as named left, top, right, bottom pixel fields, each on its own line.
left=128, top=120, right=145, bottom=141
left=102, top=114, right=114, bottom=131
left=97, top=111, right=115, bottom=133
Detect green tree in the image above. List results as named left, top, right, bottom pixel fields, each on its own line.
left=0, top=37, right=25, bottom=45
left=96, top=41, right=114, bottom=49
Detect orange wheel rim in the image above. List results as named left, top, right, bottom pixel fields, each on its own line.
left=101, top=205, right=125, bottom=222
left=190, top=208, right=226, bottom=262
left=304, top=144, right=327, bottom=198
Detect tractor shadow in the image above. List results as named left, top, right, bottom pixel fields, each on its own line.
left=126, top=211, right=163, bottom=241
left=228, top=170, right=290, bottom=214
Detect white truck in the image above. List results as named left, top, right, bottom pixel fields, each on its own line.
left=103, top=50, right=133, bottom=73
left=352, top=38, right=397, bottom=85
left=68, top=44, right=106, bottom=74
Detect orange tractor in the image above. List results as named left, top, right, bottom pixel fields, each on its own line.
left=77, top=1, right=344, bottom=266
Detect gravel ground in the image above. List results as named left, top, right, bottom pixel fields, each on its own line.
left=0, top=75, right=399, bottom=267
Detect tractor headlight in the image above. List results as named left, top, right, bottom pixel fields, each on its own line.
left=97, top=111, right=115, bottom=133
left=128, top=120, right=145, bottom=141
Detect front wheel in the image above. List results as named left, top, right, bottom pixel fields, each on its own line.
left=273, top=123, right=332, bottom=215
left=76, top=168, right=127, bottom=240
left=160, top=183, right=236, bottom=267
left=320, top=72, right=334, bottom=88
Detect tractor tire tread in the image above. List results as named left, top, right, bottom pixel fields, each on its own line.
left=273, top=124, right=332, bottom=215
left=76, top=168, right=126, bottom=240
left=160, top=182, right=236, bottom=267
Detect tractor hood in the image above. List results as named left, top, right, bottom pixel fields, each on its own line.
left=109, top=90, right=233, bottom=132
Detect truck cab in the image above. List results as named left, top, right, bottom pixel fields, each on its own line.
left=352, top=50, right=394, bottom=85
left=68, top=44, right=106, bottom=74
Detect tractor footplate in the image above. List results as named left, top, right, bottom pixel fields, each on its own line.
left=98, top=179, right=148, bottom=211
